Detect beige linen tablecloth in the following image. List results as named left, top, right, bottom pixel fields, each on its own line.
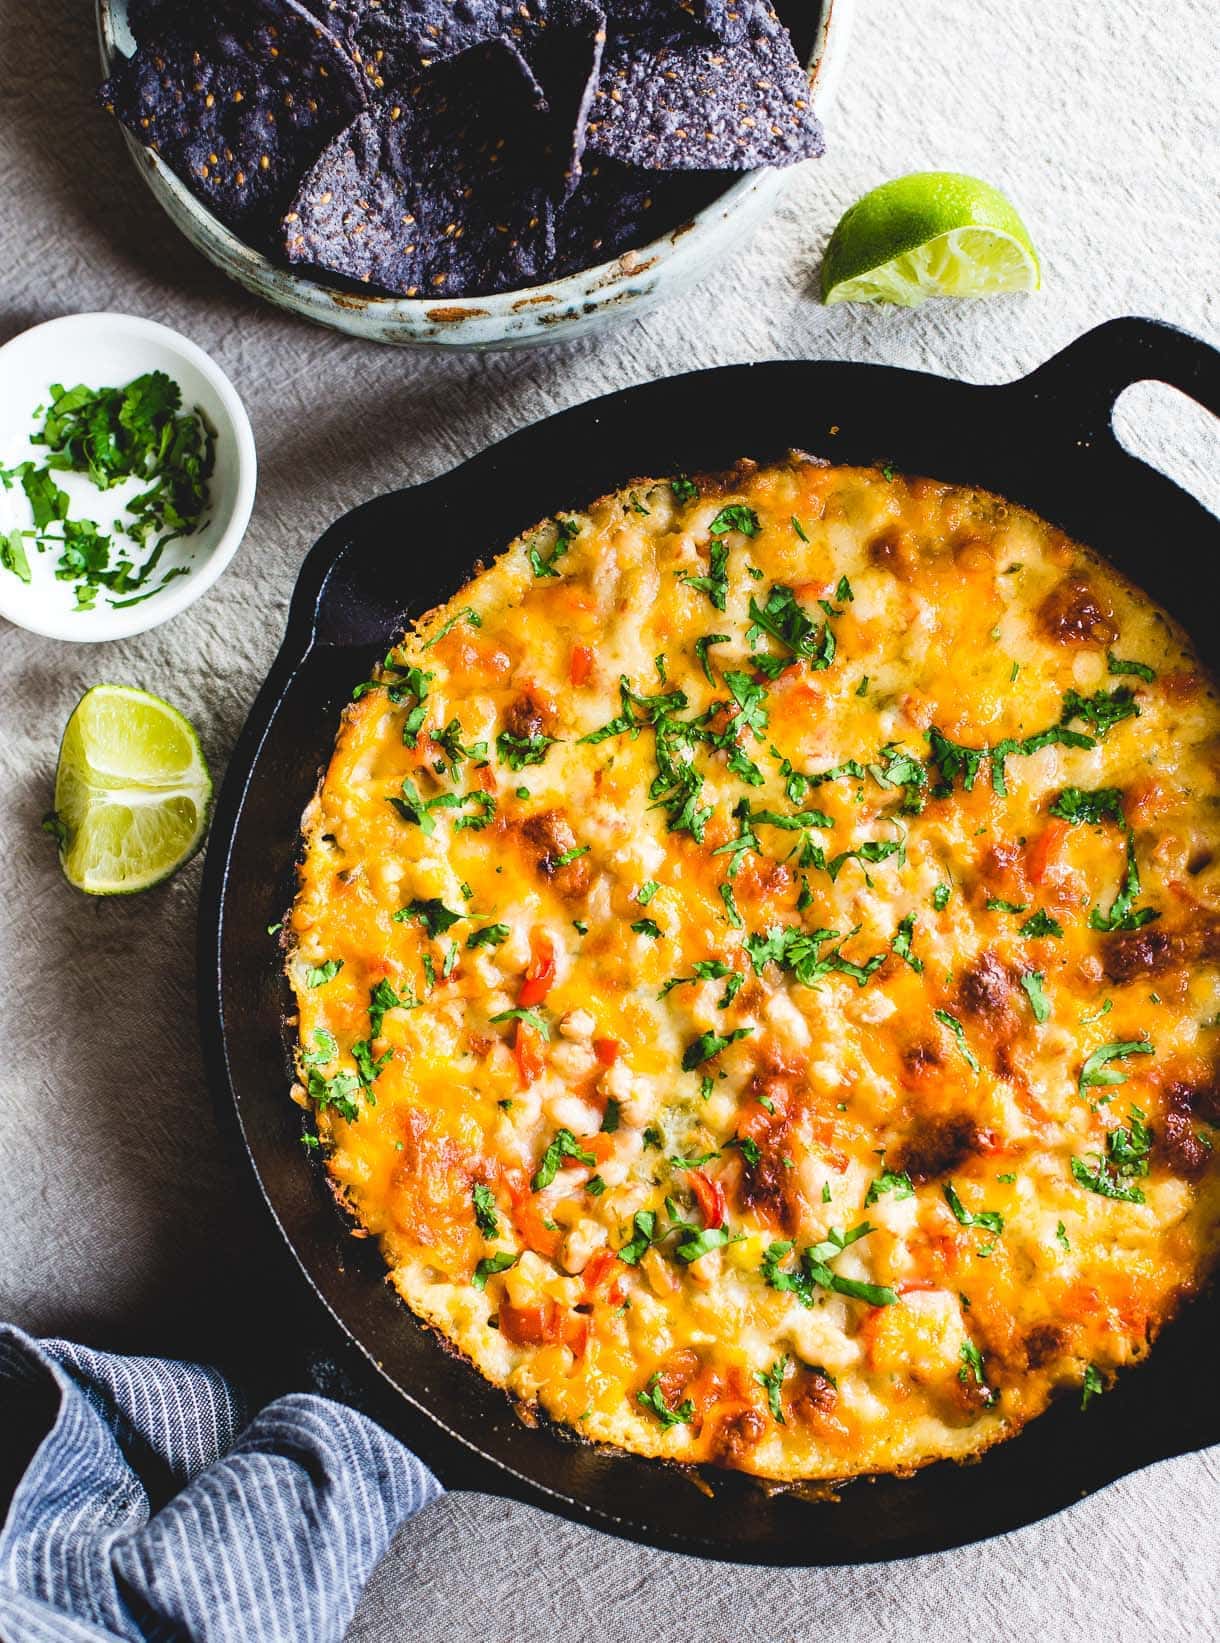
left=1, top=1, right=1217, bottom=1637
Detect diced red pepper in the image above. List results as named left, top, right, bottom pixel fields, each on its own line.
left=895, top=1278, right=941, bottom=1296
left=582, top=1247, right=618, bottom=1300
left=688, top=1170, right=726, bottom=1230
left=1026, top=816, right=1070, bottom=885
left=513, top=1019, right=545, bottom=1087
left=518, top=929, right=555, bottom=1006
left=593, top=1037, right=620, bottom=1067
left=570, top=645, right=594, bottom=687
left=499, top=1297, right=559, bottom=1345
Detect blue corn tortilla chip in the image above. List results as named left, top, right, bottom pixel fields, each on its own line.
left=550, top=155, right=728, bottom=275
left=318, top=2, right=603, bottom=193
left=586, top=23, right=822, bottom=170
left=282, top=41, right=557, bottom=296
left=692, top=1, right=782, bottom=45
left=520, top=0, right=606, bottom=194
left=101, top=0, right=365, bottom=251
left=321, top=1, right=523, bottom=85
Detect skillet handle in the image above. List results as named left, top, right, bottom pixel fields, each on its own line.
left=1016, top=315, right=1220, bottom=438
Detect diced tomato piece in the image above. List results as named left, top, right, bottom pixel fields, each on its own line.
left=513, top=1020, right=545, bottom=1087
left=1026, top=816, right=1070, bottom=885
left=688, top=1170, right=726, bottom=1230
left=570, top=645, right=594, bottom=687
left=519, top=929, right=556, bottom=1006
left=582, top=1248, right=617, bottom=1300
left=593, top=1037, right=620, bottom=1067
left=562, top=1312, right=590, bottom=1356
left=895, top=1278, right=941, bottom=1296
left=499, top=1297, right=559, bottom=1346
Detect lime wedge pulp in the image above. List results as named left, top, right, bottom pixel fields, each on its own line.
left=822, top=172, right=1040, bottom=307
left=51, top=684, right=212, bottom=895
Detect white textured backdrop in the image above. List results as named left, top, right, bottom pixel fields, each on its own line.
left=0, top=1, right=1217, bottom=1638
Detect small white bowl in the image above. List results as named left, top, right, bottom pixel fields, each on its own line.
left=0, top=313, right=256, bottom=643
left=96, top=0, right=852, bottom=350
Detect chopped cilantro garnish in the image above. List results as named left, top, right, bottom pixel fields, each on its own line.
left=489, top=1006, right=550, bottom=1038
left=891, top=913, right=923, bottom=972
left=761, top=1224, right=897, bottom=1309
left=1078, top=1039, right=1154, bottom=1096
left=934, top=1009, right=979, bottom=1073
left=826, top=838, right=903, bottom=883
left=943, top=1181, right=1004, bottom=1236
left=617, top=1210, right=659, bottom=1265
left=472, top=1251, right=518, bottom=1291
left=747, top=584, right=835, bottom=676
left=1050, top=786, right=1158, bottom=932
left=933, top=883, right=951, bottom=912
left=466, top=923, right=510, bottom=949
left=422, top=606, right=480, bottom=648
left=670, top=1149, right=720, bottom=1169
left=671, top=475, right=699, bottom=503
left=301, top=1028, right=338, bottom=1068
left=307, top=1067, right=361, bottom=1123
left=637, top=1370, right=694, bottom=1428
left=865, top=1169, right=914, bottom=1206
left=679, top=540, right=730, bottom=610
left=531, top=1128, right=596, bottom=1190
left=431, top=718, right=489, bottom=775
left=305, top=958, right=343, bottom=988
left=496, top=729, right=556, bottom=770
left=1080, top=1363, right=1105, bottom=1409
left=527, top=516, right=578, bottom=578
left=720, top=881, right=743, bottom=928
left=394, top=898, right=461, bottom=938
left=368, top=979, right=411, bottom=1037
left=1020, top=971, right=1051, bottom=1023
left=756, top=1355, right=789, bottom=1422
left=1019, top=909, right=1064, bottom=939
left=694, top=632, right=730, bottom=683
left=554, top=843, right=589, bottom=867
left=675, top=1225, right=736, bottom=1263
left=1071, top=1108, right=1151, bottom=1202
left=958, top=1340, right=996, bottom=1404
left=746, top=923, right=886, bottom=989
left=682, top=1028, right=751, bottom=1070
left=709, top=503, right=761, bottom=539
left=1106, top=650, right=1156, bottom=683
left=637, top=880, right=659, bottom=905
left=472, top=1183, right=499, bottom=1237
left=986, top=898, right=1028, bottom=914
left=631, top=918, right=662, bottom=939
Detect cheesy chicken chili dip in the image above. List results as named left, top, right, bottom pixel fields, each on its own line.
left=289, top=458, right=1220, bottom=1481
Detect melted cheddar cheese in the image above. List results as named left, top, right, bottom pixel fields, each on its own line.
left=288, top=459, right=1220, bottom=1481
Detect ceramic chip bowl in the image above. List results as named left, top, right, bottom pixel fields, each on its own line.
left=95, top=0, right=852, bottom=350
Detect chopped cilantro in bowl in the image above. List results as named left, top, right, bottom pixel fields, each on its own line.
left=0, top=313, right=255, bottom=641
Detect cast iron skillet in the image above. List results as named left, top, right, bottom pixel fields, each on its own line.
left=199, top=316, right=1220, bottom=1565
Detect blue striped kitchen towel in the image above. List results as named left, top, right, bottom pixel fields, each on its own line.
left=0, top=1325, right=442, bottom=1643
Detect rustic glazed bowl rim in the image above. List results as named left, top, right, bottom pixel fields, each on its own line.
left=95, top=0, right=850, bottom=328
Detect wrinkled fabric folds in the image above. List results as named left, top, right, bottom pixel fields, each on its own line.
left=0, top=1326, right=442, bottom=1643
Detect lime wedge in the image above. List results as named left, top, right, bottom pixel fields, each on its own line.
left=50, top=684, right=212, bottom=895
left=822, top=172, right=1040, bottom=306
